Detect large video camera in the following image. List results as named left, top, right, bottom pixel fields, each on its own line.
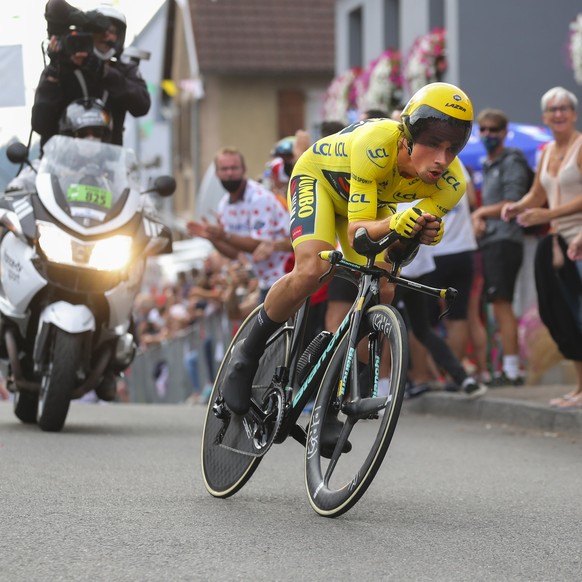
left=45, top=0, right=108, bottom=58
left=60, top=30, right=94, bottom=56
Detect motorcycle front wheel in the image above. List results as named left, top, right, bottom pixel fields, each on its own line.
left=37, top=329, right=82, bottom=432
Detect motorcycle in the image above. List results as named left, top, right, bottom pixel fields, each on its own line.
left=0, top=135, right=175, bottom=431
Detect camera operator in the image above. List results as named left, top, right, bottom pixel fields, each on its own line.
left=32, top=0, right=151, bottom=150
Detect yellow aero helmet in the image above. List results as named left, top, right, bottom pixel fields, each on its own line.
left=402, top=82, right=474, bottom=153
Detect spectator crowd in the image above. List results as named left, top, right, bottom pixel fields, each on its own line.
left=113, top=85, right=582, bottom=413
left=2, top=0, right=573, bottom=410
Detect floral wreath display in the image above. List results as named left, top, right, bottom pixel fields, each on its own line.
left=569, top=14, right=582, bottom=84
left=404, top=28, right=447, bottom=94
left=354, top=49, right=403, bottom=114
left=322, top=67, right=362, bottom=123
left=323, top=29, right=449, bottom=122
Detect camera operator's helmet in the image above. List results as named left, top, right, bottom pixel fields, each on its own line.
left=58, top=98, right=113, bottom=142
left=401, top=82, right=473, bottom=153
left=93, top=4, right=127, bottom=60
left=272, top=136, right=295, bottom=157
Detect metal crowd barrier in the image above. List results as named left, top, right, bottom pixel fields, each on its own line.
left=125, top=309, right=232, bottom=404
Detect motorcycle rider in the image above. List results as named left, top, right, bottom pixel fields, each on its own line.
left=32, top=0, right=150, bottom=149
left=6, top=97, right=114, bottom=194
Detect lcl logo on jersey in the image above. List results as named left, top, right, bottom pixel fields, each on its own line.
left=312, top=141, right=348, bottom=158
left=441, top=170, right=462, bottom=190
left=367, top=147, right=389, bottom=168
left=367, top=147, right=388, bottom=159
left=349, top=193, right=369, bottom=204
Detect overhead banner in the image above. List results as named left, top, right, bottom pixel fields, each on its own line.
left=0, top=45, right=26, bottom=108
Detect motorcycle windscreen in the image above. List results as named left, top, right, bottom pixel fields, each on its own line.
left=38, top=135, right=140, bottom=227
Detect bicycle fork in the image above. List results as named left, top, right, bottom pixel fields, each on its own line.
left=336, top=285, right=390, bottom=420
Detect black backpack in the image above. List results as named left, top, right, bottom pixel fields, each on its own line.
left=505, top=148, right=535, bottom=192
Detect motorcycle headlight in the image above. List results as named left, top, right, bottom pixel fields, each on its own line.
left=37, top=223, right=133, bottom=271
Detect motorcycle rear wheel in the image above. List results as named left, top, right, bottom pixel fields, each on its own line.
left=37, top=329, right=82, bottom=432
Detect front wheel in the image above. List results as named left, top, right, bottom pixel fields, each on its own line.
left=201, top=305, right=290, bottom=498
left=305, top=304, right=408, bottom=517
left=37, top=329, right=82, bottom=432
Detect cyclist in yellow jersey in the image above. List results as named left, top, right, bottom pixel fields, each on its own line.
left=222, top=82, right=474, bottom=428
left=288, top=118, right=467, bottom=266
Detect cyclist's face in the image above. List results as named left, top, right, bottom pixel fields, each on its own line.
left=410, top=140, right=458, bottom=183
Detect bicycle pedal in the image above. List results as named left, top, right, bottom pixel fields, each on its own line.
left=212, top=397, right=230, bottom=420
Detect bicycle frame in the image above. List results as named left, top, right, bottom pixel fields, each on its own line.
left=270, top=235, right=457, bottom=446
left=202, top=226, right=460, bottom=509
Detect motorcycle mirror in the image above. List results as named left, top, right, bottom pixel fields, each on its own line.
left=147, top=175, right=176, bottom=198
left=6, top=142, right=29, bottom=165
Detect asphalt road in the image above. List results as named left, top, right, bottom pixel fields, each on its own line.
left=1, top=400, right=581, bottom=582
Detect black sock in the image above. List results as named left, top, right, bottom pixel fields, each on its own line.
left=243, top=307, right=284, bottom=358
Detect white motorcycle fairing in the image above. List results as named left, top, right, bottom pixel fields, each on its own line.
left=33, top=302, right=95, bottom=368
left=38, top=301, right=96, bottom=333
left=0, top=134, right=175, bottom=430
left=0, top=232, right=47, bottom=315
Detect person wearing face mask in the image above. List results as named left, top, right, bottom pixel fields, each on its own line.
left=471, top=108, right=532, bottom=386
left=187, top=147, right=292, bottom=302
left=32, top=0, right=150, bottom=151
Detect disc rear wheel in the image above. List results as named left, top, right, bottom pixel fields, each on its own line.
left=201, top=306, right=290, bottom=498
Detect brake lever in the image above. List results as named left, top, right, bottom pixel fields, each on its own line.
left=438, top=287, right=458, bottom=320
left=318, top=250, right=343, bottom=282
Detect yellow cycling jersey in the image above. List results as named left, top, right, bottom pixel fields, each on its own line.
left=293, top=118, right=466, bottom=222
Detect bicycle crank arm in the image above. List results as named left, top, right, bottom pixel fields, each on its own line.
left=342, top=396, right=392, bottom=419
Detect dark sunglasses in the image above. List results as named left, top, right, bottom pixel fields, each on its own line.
left=479, top=126, right=503, bottom=133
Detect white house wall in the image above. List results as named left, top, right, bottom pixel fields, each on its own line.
left=122, top=3, right=172, bottom=186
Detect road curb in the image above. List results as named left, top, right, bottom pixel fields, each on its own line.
left=403, top=392, right=582, bottom=435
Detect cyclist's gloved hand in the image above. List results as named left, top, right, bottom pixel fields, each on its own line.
left=389, top=206, right=422, bottom=238
left=419, top=216, right=444, bottom=245
left=428, top=218, right=445, bottom=245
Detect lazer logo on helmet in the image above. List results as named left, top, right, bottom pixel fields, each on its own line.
left=445, top=102, right=467, bottom=112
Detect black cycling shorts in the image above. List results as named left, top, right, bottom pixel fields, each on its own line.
left=481, top=240, right=523, bottom=303
left=424, top=250, right=474, bottom=320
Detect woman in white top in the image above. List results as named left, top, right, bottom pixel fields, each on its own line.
left=502, top=86, right=582, bottom=409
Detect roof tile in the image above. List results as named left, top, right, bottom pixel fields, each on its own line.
left=190, top=0, right=335, bottom=74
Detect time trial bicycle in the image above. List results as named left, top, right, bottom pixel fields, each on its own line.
left=201, top=227, right=456, bottom=517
